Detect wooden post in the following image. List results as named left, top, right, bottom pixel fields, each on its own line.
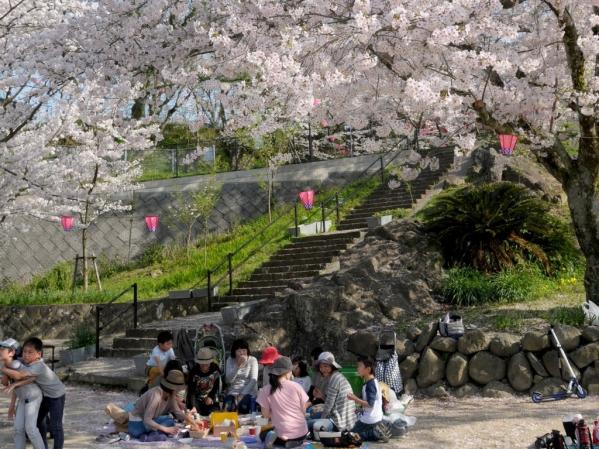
left=71, top=254, right=79, bottom=295
left=95, top=305, right=101, bottom=358
left=92, top=255, right=103, bottom=291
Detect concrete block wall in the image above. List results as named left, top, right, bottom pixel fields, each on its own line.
left=1, top=153, right=388, bottom=283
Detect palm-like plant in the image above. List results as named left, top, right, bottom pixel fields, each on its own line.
left=420, top=182, right=563, bottom=273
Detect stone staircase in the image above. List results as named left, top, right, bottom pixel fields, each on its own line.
left=102, top=147, right=455, bottom=358
left=337, top=147, right=454, bottom=230
left=219, top=230, right=362, bottom=303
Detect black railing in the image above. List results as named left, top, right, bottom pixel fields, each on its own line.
left=95, top=283, right=138, bottom=358
left=193, top=138, right=418, bottom=309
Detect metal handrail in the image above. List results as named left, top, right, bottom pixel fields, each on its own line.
left=199, top=138, right=414, bottom=307
left=95, top=283, right=138, bottom=358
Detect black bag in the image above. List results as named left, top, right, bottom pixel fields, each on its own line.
left=535, top=433, right=553, bottom=449
left=534, top=430, right=565, bottom=449
left=318, top=430, right=362, bottom=447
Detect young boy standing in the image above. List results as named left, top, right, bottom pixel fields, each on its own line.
left=1, top=337, right=66, bottom=449
left=0, top=338, right=45, bottom=449
left=144, top=331, right=176, bottom=390
left=347, top=357, right=390, bottom=443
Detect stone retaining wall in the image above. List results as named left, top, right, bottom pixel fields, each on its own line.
left=396, top=323, right=599, bottom=397
left=0, top=297, right=209, bottom=340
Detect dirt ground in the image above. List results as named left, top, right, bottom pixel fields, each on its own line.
left=0, top=384, right=597, bottom=449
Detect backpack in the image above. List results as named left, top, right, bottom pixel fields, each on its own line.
left=318, top=431, right=362, bottom=447
left=438, top=313, right=465, bottom=339
left=534, top=430, right=565, bottom=449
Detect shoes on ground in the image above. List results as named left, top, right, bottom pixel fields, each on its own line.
left=95, top=433, right=121, bottom=444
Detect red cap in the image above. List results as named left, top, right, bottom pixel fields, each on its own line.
left=259, top=346, right=281, bottom=365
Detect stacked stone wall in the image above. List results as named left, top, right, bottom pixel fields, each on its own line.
left=396, top=324, right=599, bottom=397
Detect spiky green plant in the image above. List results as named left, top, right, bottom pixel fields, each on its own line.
left=420, top=182, right=576, bottom=273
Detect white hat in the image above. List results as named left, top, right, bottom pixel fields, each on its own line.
left=0, top=338, right=19, bottom=351
left=315, top=351, right=341, bottom=369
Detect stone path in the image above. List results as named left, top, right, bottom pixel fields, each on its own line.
left=0, top=384, right=597, bottom=449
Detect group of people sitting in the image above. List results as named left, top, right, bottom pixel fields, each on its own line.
left=105, top=330, right=404, bottom=448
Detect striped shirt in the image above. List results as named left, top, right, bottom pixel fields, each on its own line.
left=321, top=371, right=357, bottom=431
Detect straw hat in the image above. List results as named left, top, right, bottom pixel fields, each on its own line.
left=196, top=347, right=214, bottom=363
left=160, top=370, right=186, bottom=391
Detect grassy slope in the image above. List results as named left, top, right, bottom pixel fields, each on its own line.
left=0, top=176, right=379, bottom=306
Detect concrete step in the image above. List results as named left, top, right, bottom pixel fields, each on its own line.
left=101, top=348, right=149, bottom=358
left=352, top=198, right=418, bottom=210
left=219, top=293, right=275, bottom=303
left=268, top=249, right=341, bottom=262
left=255, top=263, right=327, bottom=274
left=278, top=242, right=349, bottom=253
left=230, top=285, right=285, bottom=296
left=237, top=278, right=310, bottom=289
left=262, top=255, right=334, bottom=268
left=126, top=328, right=166, bottom=339
left=291, top=230, right=361, bottom=243
left=66, top=357, right=145, bottom=392
left=249, top=270, right=319, bottom=282
left=337, top=223, right=368, bottom=231
left=112, top=337, right=155, bottom=350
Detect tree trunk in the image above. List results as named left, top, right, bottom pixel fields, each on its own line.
left=267, top=168, right=273, bottom=223
left=186, top=223, right=193, bottom=261
left=81, top=227, right=88, bottom=292
left=204, top=217, right=208, bottom=268
left=564, top=171, right=599, bottom=302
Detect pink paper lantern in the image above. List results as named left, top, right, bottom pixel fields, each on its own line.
left=298, top=190, right=315, bottom=210
left=145, top=215, right=159, bottom=232
left=499, top=134, right=518, bottom=156
left=312, top=98, right=321, bottom=106
left=320, top=119, right=329, bottom=128
left=327, top=135, right=337, bottom=142
left=60, top=215, right=74, bottom=231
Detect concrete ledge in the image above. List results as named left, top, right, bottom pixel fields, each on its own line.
left=168, top=290, right=192, bottom=299
left=66, top=357, right=146, bottom=392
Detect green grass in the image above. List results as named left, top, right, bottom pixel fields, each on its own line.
left=441, top=263, right=584, bottom=307
left=0, top=173, right=380, bottom=306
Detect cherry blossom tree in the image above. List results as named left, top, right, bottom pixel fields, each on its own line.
left=50, top=84, right=159, bottom=290
left=194, top=0, right=599, bottom=300
left=0, top=0, right=78, bottom=231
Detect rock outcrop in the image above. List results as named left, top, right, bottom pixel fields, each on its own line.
left=239, top=219, right=444, bottom=359
left=467, top=147, right=565, bottom=204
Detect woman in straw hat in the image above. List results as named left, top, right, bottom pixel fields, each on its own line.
left=127, top=369, right=187, bottom=438
left=257, top=356, right=309, bottom=449
left=187, top=347, right=222, bottom=416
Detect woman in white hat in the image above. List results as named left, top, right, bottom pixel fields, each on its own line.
left=309, top=352, right=356, bottom=435
left=127, top=369, right=187, bottom=438
left=187, top=347, right=222, bottom=416
left=257, top=356, right=309, bottom=448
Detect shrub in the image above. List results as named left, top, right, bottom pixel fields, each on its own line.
left=138, top=242, right=165, bottom=266
left=420, top=182, right=579, bottom=274
left=442, top=267, right=495, bottom=306
left=68, top=324, right=96, bottom=349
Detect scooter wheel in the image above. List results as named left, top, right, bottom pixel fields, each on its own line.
left=531, top=392, right=543, bottom=403
left=575, top=385, right=587, bottom=399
